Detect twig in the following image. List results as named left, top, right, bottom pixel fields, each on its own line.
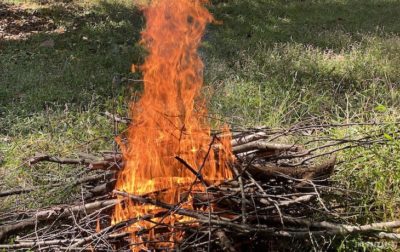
left=104, top=111, right=131, bottom=124
left=0, top=199, right=118, bottom=241
left=232, top=166, right=246, bottom=224
left=230, top=132, right=269, bottom=146
left=215, top=229, right=237, bottom=252
left=175, top=156, right=210, bottom=187
left=232, top=140, right=302, bottom=154
left=0, top=171, right=115, bottom=198
left=28, top=154, right=90, bottom=166
left=113, top=190, right=400, bottom=240
left=0, top=187, right=35, bottom=197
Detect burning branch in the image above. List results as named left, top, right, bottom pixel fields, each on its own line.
left=1, top=126, right=399, bottom=250
left=1, top=0, right=398, bottom=249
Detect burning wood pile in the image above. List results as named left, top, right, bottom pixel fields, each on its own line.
left=2, top=126, right=399, bottom=251
left=1, top=0, right=399, bottom=251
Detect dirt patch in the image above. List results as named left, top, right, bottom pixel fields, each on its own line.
left=0, top=2, right=57, bottom=40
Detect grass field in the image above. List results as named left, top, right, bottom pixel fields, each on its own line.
left=1, top=0, right=399, bottom=250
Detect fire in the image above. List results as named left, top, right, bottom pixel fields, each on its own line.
left=112, top=0, right=233, bottom=250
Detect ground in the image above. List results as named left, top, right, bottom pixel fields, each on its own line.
left=0, top=0, right=399, bottom=250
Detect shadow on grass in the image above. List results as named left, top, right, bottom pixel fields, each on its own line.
left=1, top=0, right=399, bottom=119
left=0, top=0, right=144, bottom=113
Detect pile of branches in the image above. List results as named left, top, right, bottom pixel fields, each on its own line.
left=1, top=122, right=399, bottom=251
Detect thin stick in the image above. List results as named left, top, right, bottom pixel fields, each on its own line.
left=0, top=171, right=115, bottom=198
left=175, top=156, right=210, bottom=187
left=215, top=229, right=237, bottom=252
left=113, top=190, right=400, bottom=239
left=232, top=166, right=246, bottom=224
left=0, top=199, right=118, bottom=241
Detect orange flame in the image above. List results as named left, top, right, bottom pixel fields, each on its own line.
left=112, top=0, right=233, bottom=250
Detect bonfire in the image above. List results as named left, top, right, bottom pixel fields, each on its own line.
left=1, top=0, right=399, bottom=251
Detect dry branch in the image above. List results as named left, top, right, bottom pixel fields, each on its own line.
left=2, top=126, right=397, bottom=250
left=28, top=153, right=123, bottom=171
left=0, top=187, right=35, bottom=197
left=0, top=171, right=115, bottom=198
left=113, top=190, right=400, bottom=241
left=230, top=132, right=269, bottom=146
left=232, top=140, right=303, bottom=154
left=28, top=153, right=91, bottom=166
left=246, top=155, right=336, bottom=180
left=215, top=229, right=237, bottom=252
left=0, top=239, right=85, bottom=249
left=259, top=194, right=316, bottom=207
left=104, top=111, right=131, bottom=124
left=88, top=160, right=122, bottom=170
left=0, top=199, right=118, bottom=241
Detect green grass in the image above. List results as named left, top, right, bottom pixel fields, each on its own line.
left=0, top=0, right=141, bottom=208
left=206, top=0, right=400, bottom=126
left=0, top=0, right=144, bottom=113
left=1, top=0, right=400, bottom=249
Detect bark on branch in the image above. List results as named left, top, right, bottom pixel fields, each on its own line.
left=0, top=199, right=118, bottom=241
left=113, top=190, right=400, bottom=240
left=233, top=140, right=303, bottom=155
left=247, top=155, right=336, bottom=180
